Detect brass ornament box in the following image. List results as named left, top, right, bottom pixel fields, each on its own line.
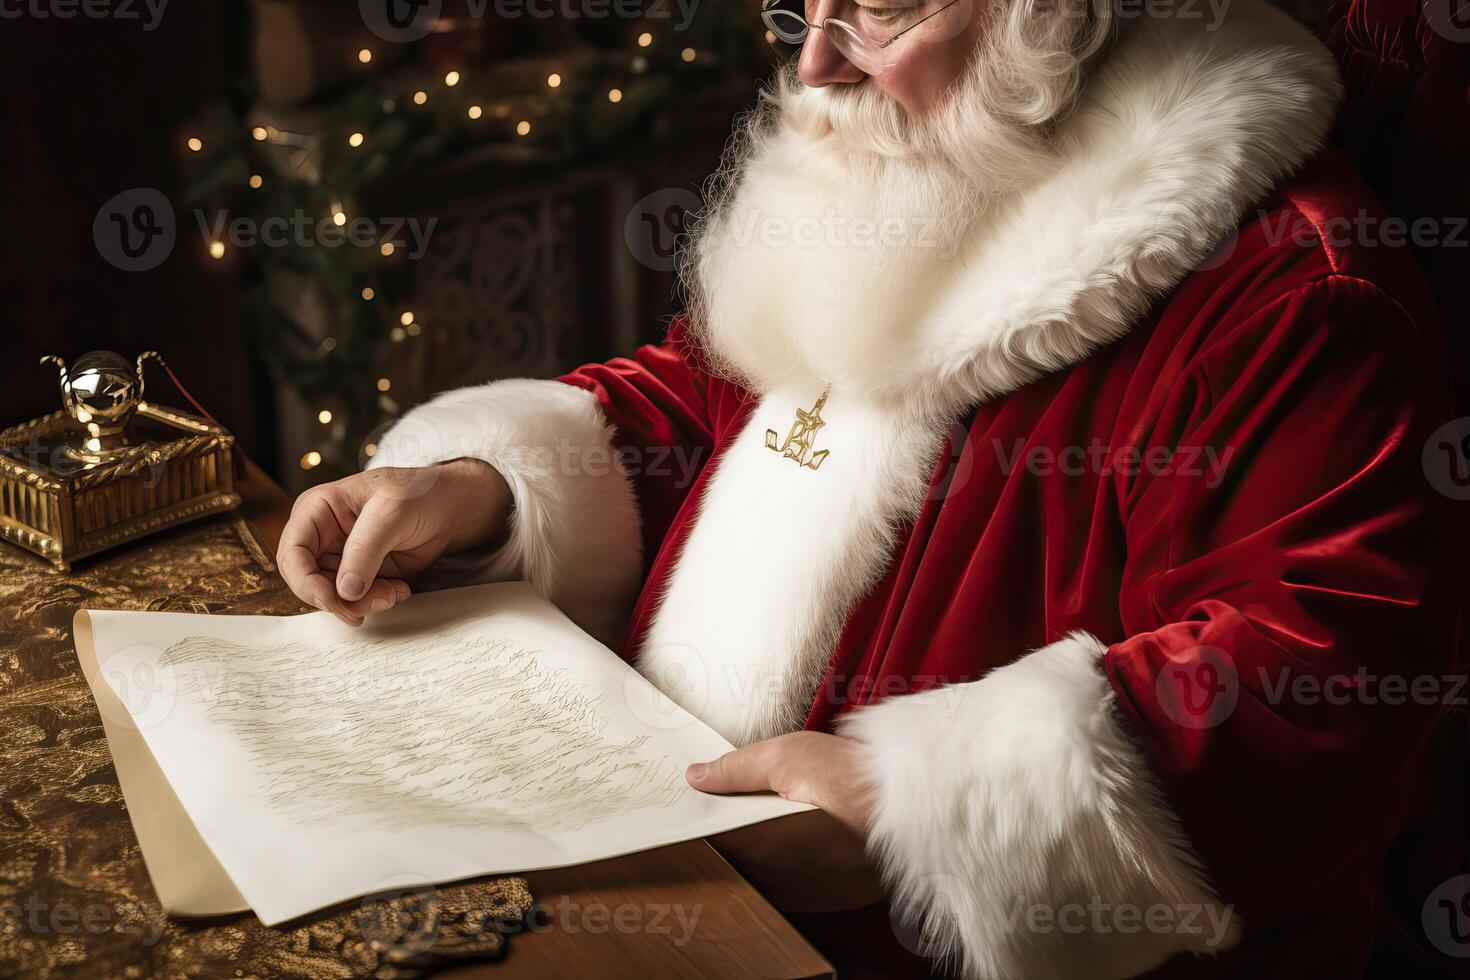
left=0, top=352, right=241, bottom=571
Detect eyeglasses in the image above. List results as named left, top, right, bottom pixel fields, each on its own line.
left=761, top=0, right=964, bottom=76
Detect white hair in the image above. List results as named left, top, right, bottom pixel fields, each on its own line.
left=681, top=0, right=1122, bottom=389
left=737, top=0, right=1117, bottom=169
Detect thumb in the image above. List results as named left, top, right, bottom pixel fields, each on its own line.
left=336, top=495, right=409, bottom=600
left=687, top=740, right=782, bottom=795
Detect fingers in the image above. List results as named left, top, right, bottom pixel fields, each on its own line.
left=277, top=483, right=413, bottom=626
left=687, top=738, right=787, bottom=795
left=277, top=492, right=327, bottom=597
left=335, top=495, right=410, bottom=603
left=278, top=492, right=358, bottom=624
left=340, top=578, right=412, bottom=620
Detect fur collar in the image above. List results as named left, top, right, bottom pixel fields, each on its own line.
left=698, top=0, right=1342, bottom=417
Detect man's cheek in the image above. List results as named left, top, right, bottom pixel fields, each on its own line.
left=877, top=48, right=964, bottom=117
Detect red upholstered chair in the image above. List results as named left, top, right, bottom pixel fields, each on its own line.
left=1297, top=3, right=1470, bottom=973
left=1315, top=0, right=1470, bottom=407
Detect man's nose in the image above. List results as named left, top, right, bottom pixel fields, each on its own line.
left=797, top=3, right=866, bottom=86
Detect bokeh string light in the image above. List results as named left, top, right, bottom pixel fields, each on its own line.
left=181, top=22, right=748, bottom=477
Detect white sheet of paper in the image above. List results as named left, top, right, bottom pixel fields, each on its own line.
left=74, top=582, right=810, bottom=926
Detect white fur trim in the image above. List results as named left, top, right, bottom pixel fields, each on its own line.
left=367, top=379, right=641, bottom=645
left=635, top=390, right=941, bottom=746
left=901, top=0, right=1342, bottom=417
left=839, top=634, right=1242, bottom=980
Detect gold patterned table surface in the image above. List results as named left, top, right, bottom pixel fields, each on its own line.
left=0, top=516, right=533, bottom=979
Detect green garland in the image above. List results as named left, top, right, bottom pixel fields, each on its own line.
left=184, top=22, right=776, bottom=478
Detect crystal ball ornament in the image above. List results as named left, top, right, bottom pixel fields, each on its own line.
left=45, top=348, right=147, bottom=431
left=40, top=350, right=166, bottom=457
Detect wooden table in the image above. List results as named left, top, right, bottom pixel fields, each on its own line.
left=237, top=461, right=835, bottom=980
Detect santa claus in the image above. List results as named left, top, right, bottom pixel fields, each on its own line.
left=277, top=0, right=1464, bottom=976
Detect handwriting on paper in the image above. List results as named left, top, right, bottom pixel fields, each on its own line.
left=159, top=633, right=688, bottom=832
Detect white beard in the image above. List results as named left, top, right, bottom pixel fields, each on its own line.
left=684, top=58, right=1057, bottom=400
left=653, top=41, right=1085, bottom=745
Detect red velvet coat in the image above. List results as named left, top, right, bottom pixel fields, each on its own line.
left=375, top=6, right=1465, bottom=975
left=556, top=148, right=1464, bottom=976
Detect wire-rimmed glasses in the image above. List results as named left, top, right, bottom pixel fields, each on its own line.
left=761, top=0, right=965, bottom=76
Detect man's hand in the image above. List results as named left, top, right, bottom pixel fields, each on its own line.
left=276, top=459, right=512, bottom=626
left=689, top=731, right=885, bottom=912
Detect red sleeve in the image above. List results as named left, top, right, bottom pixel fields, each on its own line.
left=557, top=318, right=717, bottom=570
left=1104, top=276, right=1464, bottom=921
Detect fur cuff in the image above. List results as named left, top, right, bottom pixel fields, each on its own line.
left=367, top=379, right=641, bottom=645
left=839, top=633, right=1241, bottom=980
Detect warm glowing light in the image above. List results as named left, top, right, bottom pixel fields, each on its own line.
left=357, top=47, right=372, bottom=64
left=300, top=451, right=322, bottom=470
left=516, top=120, right=531, bottom=136
left=380, top=242, right=396, bottom=256
left=251, top=126, right=268, bottom=141
left=361, top=287, right=375, bottom=300
left=249, top=174, right=263, bottom=189
left=376, top=377, right=392, bottom=392
left=765, top=30, right=775, bottom=44
left=607, top=88, right=623, bottom=103
left=208, top=241, right=226, bottom=259
left=187, top=137, right=203, bottom=152
left=318, top=410, right=333, bottom=424
left=681, top=47, right=696, bottom=62
left=638, top=32, right=653, bottom=47
left=467, top=104, right=483, bottom=120
left=406, top=322, right=422, bottom=337
left=364, top=443, right=377, bottom=458
left=333, top=211, right=347, bottom=227
left=413, top=90, right=428, bottom=105
left=348, top=131, right=365, bottom=147
left=546, top=72, right=561, bottom=88
left=444, top=70, right=461, bottom=87
left=400, top=311, right=414, bottom=326
left=390, top=327, right=407, bottom=342
left=321, top=336, right=337, bottom=352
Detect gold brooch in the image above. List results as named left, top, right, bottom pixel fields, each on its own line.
left=765, top=385, right=831, bottom=470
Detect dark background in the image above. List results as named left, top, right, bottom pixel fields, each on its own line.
left=0, top=0, right=776, bottom=490
left=1, top=4, right=257, bottom=449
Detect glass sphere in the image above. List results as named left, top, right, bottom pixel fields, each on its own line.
left=64, top=351, right=141, bottom=426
